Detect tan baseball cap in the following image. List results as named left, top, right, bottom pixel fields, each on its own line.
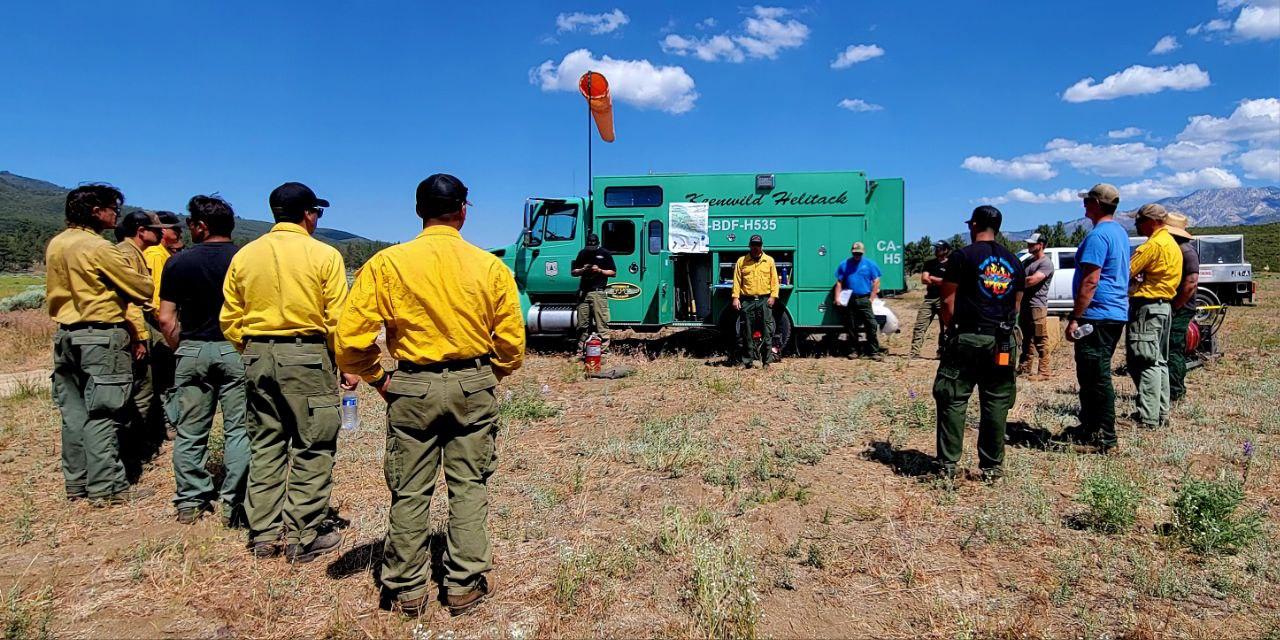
left=851, top=241, right=865, bottom=253
left=1132, top=203, right=1168, bottom=222
left=1078, top=183, right=1120, bottom=207
left=1165, top=211, right=1193, bottom=240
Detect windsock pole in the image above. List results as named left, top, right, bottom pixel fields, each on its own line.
left=587, top=72, right=593, bottom=202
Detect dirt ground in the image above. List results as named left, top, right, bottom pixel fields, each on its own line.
left=0, top=279, right=1277, bottom=639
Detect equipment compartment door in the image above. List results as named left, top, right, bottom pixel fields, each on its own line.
left=599, top=217, right=650, bottom=324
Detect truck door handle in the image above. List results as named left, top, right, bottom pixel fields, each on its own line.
left=629, top=263, right=639, bottom=274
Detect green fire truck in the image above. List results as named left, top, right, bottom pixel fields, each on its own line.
left=491, top=171, right=905, bottom=349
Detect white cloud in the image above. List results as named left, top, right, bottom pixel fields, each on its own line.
left=831, top=44, right=885, bottom=69
left=661, top=6, right=809, bottom=63
left=987, top=188, right=1080, bottom=205
left=697, top=18, right=718, bottom=30
left=1177, top=97, right=1280, bottom=146
left=1108, top=127, right=1145, bottom=139
left=1240, top=148, right=1280, bottom=180
left=1235, top=4, right=1280, bottom=40
left=1150, top=35, right=1181, bottom=54
left=1187, top=18, right=1233, bottom=35
left=1160, top=140, right=1238, bottom=171
left=531, top=49, right=698, bottom=114
left=1062, top=64, right=1210, bottom=102
left=1120, top=168, right=1242, bottom=200
left=556, top=9, right=629, bottom=35
left=1219, top=0, right=1248, bottom=11
left=961, top=156, right=1057, bottom=181
left=837, top=98, right=883, bottom=112
left=1027, top=139, right=1160, bottom=177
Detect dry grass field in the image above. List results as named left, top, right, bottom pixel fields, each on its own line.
left=1, top=279, right=1277, bottom=639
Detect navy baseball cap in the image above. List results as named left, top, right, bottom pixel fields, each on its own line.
left=966, top=205, right=1003, bottom=231
left=269, top=182, right=329, bottom=217
left=416, top=174, right=471, bottom=212
left=748, top=234, right=764, bottom=245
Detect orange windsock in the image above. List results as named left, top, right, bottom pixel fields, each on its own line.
left=579, top=71, right=615, bottom=143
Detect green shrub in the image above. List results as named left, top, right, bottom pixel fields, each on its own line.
left=0, top=286, right=44, bottom=313
left=498, top=386, right=560, bottom=422
left=1076, top=467, right=1140, bottom=534
left=1169, top=473, right=1263, bottom=554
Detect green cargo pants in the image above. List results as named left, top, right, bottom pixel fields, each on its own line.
left=1074, top=320, right=1125, bottom=448
left=166, top=340, right=250, bottom=513
left=1126, top=300, right=1172, bottom=427
left=380, top=362, right=499, bottom=602
left=740, top=297, right=774, bottom=365
left=575, top=290, right=611, bottom=349
left=51, top=325, right=133, bottom=499
left=241, top=339, right=340, bottom=547
left=119, top=327, right=167, bottom=477
left=909, top=297, right=941, bottom=358
left=843, top=296, right=881, bottom=356
left=933, top=332, right=1017, bottom=474
left=1169, top=307, right=1194, bottom=403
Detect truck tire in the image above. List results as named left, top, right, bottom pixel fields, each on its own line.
left=1193, top=287, right=1220, bottom=325
left=716, top=307, right=795, bottom=356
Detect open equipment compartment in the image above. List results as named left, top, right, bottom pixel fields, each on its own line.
left=672, top=254, right=713, bottom=322
left=715, top=250, right=796, bottom=289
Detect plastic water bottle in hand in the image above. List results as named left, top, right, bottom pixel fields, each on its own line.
left=1071, top=322, right=1094, bottom=341
left=341, top=391, right=359, bottom=431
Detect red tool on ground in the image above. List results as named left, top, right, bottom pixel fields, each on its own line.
left=583, top=334, right=603, bottom=373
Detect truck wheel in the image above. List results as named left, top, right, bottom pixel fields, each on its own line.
left=1193, top=287, right=1220, bottom=325
left=771, top=308, right=794, bottom=355
left=716, top=308, right=795, bottom=356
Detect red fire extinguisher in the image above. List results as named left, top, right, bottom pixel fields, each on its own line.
left=584, top=334, right=603, bottom=372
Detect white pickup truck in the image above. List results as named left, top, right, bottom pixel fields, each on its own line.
left=1023, top=234, right=1254, bottom=315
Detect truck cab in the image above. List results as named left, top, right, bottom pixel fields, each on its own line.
left=492, top=171, right=906, bottom=349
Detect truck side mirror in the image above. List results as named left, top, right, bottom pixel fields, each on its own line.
left=524, top=229, right=541, bottom=247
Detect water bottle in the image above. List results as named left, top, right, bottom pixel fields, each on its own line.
left=340, top=391, right=359, bottom=431
left=1070, top=322, right=1094, bottom=341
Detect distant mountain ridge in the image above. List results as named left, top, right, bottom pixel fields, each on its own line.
left=1005, top=186, right=1280, bottom=240
left=0, top=170, right=391, bottom=270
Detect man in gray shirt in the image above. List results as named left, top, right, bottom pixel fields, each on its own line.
left=1018, top=233, right=1055, bottom=380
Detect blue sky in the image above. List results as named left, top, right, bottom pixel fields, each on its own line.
left=2, top=1, right=1277, bottom=248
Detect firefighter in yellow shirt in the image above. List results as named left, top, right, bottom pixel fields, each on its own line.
left=1126, top=203, right=1183, bottom=428
left=141, top=211, right=184, bottom=437
left=46, top=184, right=155, bottom=504
left=220, top=182, right=359, bottom=562
left=731, top=234, right=780, bottom=368
left=113, top=211, right=171, bottom=476
left=336, top=174, right=525, bottom=617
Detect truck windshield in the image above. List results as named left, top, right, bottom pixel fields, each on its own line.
left=1197, top=237, right=1244, bottom=264
left=528, top=202, right=578, bottom=244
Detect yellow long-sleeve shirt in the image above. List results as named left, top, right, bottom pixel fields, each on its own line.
left=115, top=240, right=153, bottom=340
left=45, top=227, right=153, bottom=326
left=732, top=252, right=780, bottom=298
left=335, top=225, right=526, bottom=382
left=1130, top=227, right=1183, bottom=301
left=220, top=222, right=348, bottom=351
left=142, top=244, right=171, bottom=312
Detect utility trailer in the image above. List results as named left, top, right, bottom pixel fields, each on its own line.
left=1128, top=233, right=1255, bottom=308
left=491, top=171, right=905, bottom=350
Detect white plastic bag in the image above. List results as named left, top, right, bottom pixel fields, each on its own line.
left=873, top=299, right=900, bottom=335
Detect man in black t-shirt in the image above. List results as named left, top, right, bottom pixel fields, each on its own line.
left=571, top=233, right=617, bottom=350
left=1165, top=212, right=1198, bottom=402
left=933, top=206, right=1026, bottom=481
left=910, top=241, right=951, bottom=358
left=156, top=195, right=249, bottom=527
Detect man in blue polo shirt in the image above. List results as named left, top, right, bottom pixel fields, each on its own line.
left=834, top=241, right=884, bottom=361
left=1062, top=183, right=1130, bottom=453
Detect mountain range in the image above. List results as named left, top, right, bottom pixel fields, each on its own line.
left=0, top=171, right=389, bottom=270
left=1005, top=186, right=1280, bottom=240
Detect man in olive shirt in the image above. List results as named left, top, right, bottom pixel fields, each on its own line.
left=1126, top=203, right=1182, bottom=428
left=114, top=211, right=168, bottom=477
left=337, top=173, right=525, bottom=617
left=142, top=211, right=184, bottom=437
left=159, top=195, right=249, bottom=526
left=1164, top=212, right=1198, bottom=404
left=731, top=235, right=780, bottom=368
left=1017, top=233, right=1055, bottom=380
left=910, top=241, right=950, bottom=359
left=46, top=184, right=155, bottom=504
left=221, top=182, right=359, bottom=562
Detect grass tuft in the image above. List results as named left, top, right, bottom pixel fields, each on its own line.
left=1169, top=472, right=1264, bottom=555
left=1075, top=466, right=1140, bottom=534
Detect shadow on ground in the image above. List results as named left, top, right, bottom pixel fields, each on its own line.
left=861, top=440, right=937, bottom=477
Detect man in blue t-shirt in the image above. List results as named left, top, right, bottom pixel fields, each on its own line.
left=834, top=242, right=884, bottom=360
left=1061, top=183, right=1130, bottom=453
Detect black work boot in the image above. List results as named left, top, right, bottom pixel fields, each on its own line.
left=177, top=505, right=209, bottom=525
left=285, top=530, right=343, bottom=564
left=92, top=486, right=155, bottom=507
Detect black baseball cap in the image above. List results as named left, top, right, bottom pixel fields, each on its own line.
left=269, top=182, right=329, bottom=217
left=153, top=211, right=181, bottom=228
left=966, top=205, right=1003, bottom=231
left=416, top=173, right=471, bottom=217
left=119, top=211, right=164, bottom=237
left=586, top=232, right=600, bottom=246
left=934, top=240, right=951, bottom=250
left=748, top=234, right=763, bottom=245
